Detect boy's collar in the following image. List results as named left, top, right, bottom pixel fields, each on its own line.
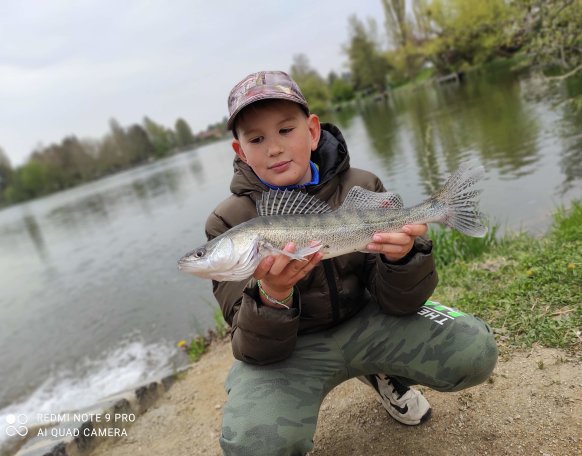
left=259, top=161, right=320, bottom=190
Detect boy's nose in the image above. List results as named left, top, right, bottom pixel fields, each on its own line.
left=267, top=141, right=283, bottom=156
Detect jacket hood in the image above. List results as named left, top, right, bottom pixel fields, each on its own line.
left=229, top=123, right=350, bottom=198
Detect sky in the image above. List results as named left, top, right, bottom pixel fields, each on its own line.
left=0, top=0, right=386, bottom=166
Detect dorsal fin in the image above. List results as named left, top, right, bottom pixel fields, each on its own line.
left=256, top=190, right=333, bottom=216
left=340, top=186, right=404, bottom=210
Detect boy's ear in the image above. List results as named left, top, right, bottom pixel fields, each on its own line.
left=232, top=139, right=247, bottom=163
left=307, top=114, right=321, bottom=151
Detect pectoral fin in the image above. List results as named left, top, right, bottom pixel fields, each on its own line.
left=262, top=242, right=323, bottom=261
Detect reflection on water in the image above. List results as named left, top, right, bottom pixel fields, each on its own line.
left=189, top=154, right=205, bottom=183
left=48, top=192, right=111, bottom=231
left=560, top=126, right=582, bottom=193
left=558, top=80, right=582, bottom=193
left=358, top=70, right=548, bottom=192
left=0, top=147, right=216, bottom=410
left=41, top=152, right=206, bottom=234
left=359, top=101, right=402, bottom=175
left=343, top=69, right=581, bottom=205
left=469, top=76, right=540, bottom=175
left=0, top=71, right=580, bottom=418
left=21, top=213, right=48, bottom=262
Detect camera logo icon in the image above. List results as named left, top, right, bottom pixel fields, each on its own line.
left=5, top=414, right=28, bottom=437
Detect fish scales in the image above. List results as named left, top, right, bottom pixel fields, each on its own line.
left=245, top=203, right=442, bottom=258
left=178, top=164, right=486, bottom=281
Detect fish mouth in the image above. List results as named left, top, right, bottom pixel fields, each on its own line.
left=177, top=251, right=201, bottom=271
left=177, top=256, right=191, bottom=271
left=177, top=256, right=211, bottom=278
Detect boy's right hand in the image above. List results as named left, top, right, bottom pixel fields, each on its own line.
left=253, top=242, right=323, bottom=301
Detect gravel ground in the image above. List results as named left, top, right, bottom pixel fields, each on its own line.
left=90, top=339, right=581, bottom=456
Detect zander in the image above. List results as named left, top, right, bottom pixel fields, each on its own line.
left=178, top=164, right=487, bottom=282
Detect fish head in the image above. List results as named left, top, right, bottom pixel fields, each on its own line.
left=177, top=231, right=261, bottom=282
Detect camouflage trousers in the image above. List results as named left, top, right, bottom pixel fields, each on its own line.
left=220, top=300, right=497, bottom=456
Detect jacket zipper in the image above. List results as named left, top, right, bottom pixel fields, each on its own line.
left=323, top=260, right=340, bottom=323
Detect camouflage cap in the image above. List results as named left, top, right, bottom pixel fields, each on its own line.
left=226, top=71, right=309, bottom=130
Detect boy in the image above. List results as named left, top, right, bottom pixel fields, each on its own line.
left=205, top=71, right=497, bottom=456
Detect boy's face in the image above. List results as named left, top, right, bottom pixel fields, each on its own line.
left=232, top=100, right=320, bottom=187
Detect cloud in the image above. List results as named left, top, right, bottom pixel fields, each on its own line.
left=0, top=0, right=385, bottom=165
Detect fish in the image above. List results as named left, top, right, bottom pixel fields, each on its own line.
left=178, top=163, right=487, bottom=282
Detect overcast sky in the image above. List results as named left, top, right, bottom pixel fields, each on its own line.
left=0, top=0, right=386, bottom=166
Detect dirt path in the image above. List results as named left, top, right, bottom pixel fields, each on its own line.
left=90, top=339, right=581, bottom=456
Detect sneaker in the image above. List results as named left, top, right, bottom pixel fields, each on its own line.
left=358, top=374, right=432, bottom=426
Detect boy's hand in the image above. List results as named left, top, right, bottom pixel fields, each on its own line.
left=253, top=242, right=323, bottom=304
left=366, top=224, right=428, bottom=262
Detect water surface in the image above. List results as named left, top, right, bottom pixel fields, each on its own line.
left=0, top=70, right=580, bottom=445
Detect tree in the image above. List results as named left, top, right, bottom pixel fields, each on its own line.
left=143, top=117, right=174, bottom=157
left=109, top=118, right=130, bottom=167
left=0, top=147, right=10, bottom=168
left=126, top=124, right=156, bottom=163
left=414, top=0, right=514, bottom=73
left=290, top=54, right=314, bottom=81
left=412, top=0, right=435, bottom=42
left=26, top=135, right=96, bottom=190
left=330, top=77, right=355, bottom=103
left=289, top=54, right=331, bottom=114
left=97, top=135, right=122, bottom=174
left=108, top=119, right=156, bottom=165
left=4, top=161, right=51, bottom=202
left=327, top=71, right=339, bottom=86
left=0, top=147, right=13, bottom=202
left=175, top=118, right=196, bottom=147
left=60, top=135, right=96, bottom=182
left=515, top=0, right=582, bottom=74
left=344, top=15, right=391, bottom=91
left=381, top=0, right=429, bottom=81
left=382, top=0, right=408, bottom=48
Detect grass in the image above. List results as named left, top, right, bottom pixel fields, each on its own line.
left=182, top=203, right=581, bottom=359
left=186, top=336, right=208, bottom=362
left=180, top=306, right=228, bottom=363
left=213, top=307, right=228, bottom=338
left=429, top=224, right=499, bottom=267
left=432, top=201, right=582, bottom=354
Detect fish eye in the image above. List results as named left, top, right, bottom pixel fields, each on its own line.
left=194, top=248, right=206, bottom=258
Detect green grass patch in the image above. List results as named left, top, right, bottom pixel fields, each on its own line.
left=214, top=307, right=228, bottom=338
left=429, top=224, right=498, bottom=267
left=432, top=202, right=582, bottom=353
left=180, top=306, right=229, bottom=363
left=413, top=67, right=435, bottom=84
left=186, top=335, right=208, bottom=362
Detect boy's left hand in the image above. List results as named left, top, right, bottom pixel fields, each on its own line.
left=366, top=224, right=428, bottom=262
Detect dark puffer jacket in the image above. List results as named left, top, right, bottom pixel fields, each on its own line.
left=205, top=124, right=437, bottom=364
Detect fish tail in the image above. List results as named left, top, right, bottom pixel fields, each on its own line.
left=434, top=163, right=488, bottom=237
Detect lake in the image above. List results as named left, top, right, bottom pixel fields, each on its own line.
left=0, top=68, right=580, bottom=445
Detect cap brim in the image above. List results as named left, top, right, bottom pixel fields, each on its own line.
left=226, top=93, right=309, bottom=130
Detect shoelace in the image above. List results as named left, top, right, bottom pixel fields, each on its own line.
left=386, top=377, right=410, bottom=400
